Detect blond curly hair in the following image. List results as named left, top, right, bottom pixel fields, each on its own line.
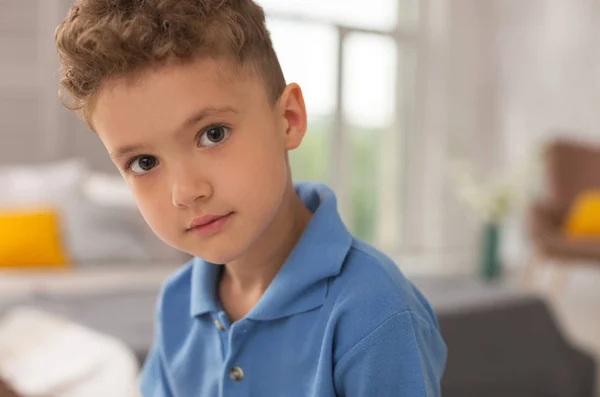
left=54, top=0, right=286, bottom=128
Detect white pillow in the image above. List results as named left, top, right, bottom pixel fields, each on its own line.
left=0, top=159, right=85, bottom=207
left=0, top=307, right=140, bottom=397
left=82, top=173, right=136, bottom=208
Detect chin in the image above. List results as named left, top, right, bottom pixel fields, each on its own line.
left=186, top=245, right=244, bottom=265
left=198, top=253, right=239, bottom=265
left=176, top=222, right=257, bottom=264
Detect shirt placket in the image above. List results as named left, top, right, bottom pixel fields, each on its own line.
left=218, top=315, right=252, bottom=397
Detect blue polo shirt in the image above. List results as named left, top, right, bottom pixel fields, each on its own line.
left=140, top=182, right=446, bottom=397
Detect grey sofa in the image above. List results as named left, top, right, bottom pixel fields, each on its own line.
left=418, top=277, right=596, bottom=397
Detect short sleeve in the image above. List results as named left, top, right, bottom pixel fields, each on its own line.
left=334, top=311, right=447, bottom=397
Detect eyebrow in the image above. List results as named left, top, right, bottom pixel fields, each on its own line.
left=110, top=106, right=239, bottom=160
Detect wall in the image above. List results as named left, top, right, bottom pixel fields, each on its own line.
left=0, top=0, right=115, bottom=173
left=497, top=0, right=600, bottom=160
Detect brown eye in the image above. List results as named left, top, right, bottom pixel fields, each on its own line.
left=199, top=126, right=231, bottom=147
left=130, top=155, right=157, bottom=174
left=207, top=127, right=225, bottom=142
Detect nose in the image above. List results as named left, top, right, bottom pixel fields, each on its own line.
left=171, top=167, right=212, bottom=208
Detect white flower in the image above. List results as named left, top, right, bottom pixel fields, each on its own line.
left=447, top=148, right=543, bottom=224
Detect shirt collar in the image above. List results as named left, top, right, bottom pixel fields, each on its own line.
left=190, top=182, right=353, bottom=320
left=190, top=256, right=221, bottom=317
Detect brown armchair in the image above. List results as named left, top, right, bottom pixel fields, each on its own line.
left=523, top=139, right=600, bottom=295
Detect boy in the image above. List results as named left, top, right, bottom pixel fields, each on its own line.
left=54, top=0, right=446, bottom=396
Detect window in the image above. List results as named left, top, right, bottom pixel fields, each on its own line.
left=258, top=1, right=418, bottom=251
left=266, top=19, right=338, bottom=184
left=343, top=33, right=397, bottom=242
left=259, top=0, right=398, bottom=30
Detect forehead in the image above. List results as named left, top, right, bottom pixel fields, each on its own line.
left=90, top=57, right=266, bottom=139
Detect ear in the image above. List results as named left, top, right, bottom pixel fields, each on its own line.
left=277, top=83, right=307, bottom=150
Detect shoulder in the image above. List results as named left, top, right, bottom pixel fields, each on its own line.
left=332, top=239, right=437, bottom=319
left=327, top=239, right=441, bottom=361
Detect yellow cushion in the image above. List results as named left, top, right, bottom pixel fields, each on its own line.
left=564, top=190, right=600, bottom=238
left=0, top=208, right=69, bottom=268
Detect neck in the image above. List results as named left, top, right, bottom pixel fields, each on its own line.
left=221, top=182, right=312, bottom=295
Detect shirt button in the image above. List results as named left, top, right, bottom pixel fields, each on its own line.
left=229, top=366, right=244, bottom=382
left=213, top=319, right=225, bottom=331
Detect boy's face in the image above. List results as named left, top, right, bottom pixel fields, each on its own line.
left=91, top=58, right=306, bottom=264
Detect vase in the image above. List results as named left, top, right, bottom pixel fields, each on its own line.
left=480, top=222, right=502, bottom=281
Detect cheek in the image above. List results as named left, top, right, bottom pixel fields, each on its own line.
left=226, top=129, right=288, bottom=212
left=128, top=181, right=171, bottom=232
left=229, top=126, right=287, bottom=184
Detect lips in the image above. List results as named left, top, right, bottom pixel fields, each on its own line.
left=186, top=213, right=232, bottom=236
left=188, top=214, right=228, bottom=230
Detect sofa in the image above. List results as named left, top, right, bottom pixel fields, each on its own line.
left=0, top=274, right=595, bottom=397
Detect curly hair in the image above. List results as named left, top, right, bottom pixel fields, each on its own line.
left=54, top=0, right=286, bottom=128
